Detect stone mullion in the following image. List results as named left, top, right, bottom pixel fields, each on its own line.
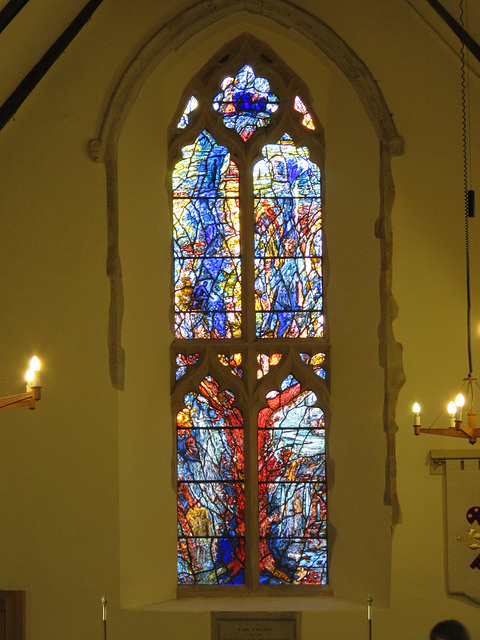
left=238, top=153, right=260, bottom=588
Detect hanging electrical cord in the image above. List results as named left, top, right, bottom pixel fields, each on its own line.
left=459, top=0, right=475, bottom=378
left=411, top=0, right=479, bottom=442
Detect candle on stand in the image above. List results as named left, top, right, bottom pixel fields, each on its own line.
left=102, top=595, right=107, bottom=640
left=367, top=595, right=373, bottom=640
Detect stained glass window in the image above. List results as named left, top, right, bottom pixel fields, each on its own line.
left=178, top=96, right=199, bottom=129
left=218, top=353, right=243, bottom=378
left=172, top=51, right=328, bottom=591
left=258, top=375, right=327, bottom=584
left=299, top=353, right=326, bottom=379
left=176, top=353, right=200, bottom=380
left=213, top=65, right=279, bottom=141
left=254, top=135, right=323, bottom=338
left=294, top=96, right=315, bottom=130
left=177, top=376, right=245, bottom=584
left=173, top=131, right=241, bottom=339
left=257, top=353, right=282, bottom=379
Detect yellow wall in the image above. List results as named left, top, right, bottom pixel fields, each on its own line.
left=0, top=1, right=479, bottom=639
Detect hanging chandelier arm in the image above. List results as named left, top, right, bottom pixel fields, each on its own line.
left=412, top=1, right=477, bottom=443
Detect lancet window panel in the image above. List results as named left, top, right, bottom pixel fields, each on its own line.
left=173, top=347, right=329, bottom=588
left=170, top=36, right=329, bottom=593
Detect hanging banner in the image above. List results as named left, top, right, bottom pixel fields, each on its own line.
left=446, top=458, right=480, bottom=603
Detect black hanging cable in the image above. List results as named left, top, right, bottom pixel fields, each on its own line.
left=459, top=0, right=474, bottom=378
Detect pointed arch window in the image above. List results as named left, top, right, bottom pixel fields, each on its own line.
left=171, top=37, right=328, bottom=591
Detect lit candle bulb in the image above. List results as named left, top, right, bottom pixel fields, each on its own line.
left=25, top=368, right=35, bottom=392
left=448, top=401, right=457, bottom=428
left=29, top=356, right=41, bottom=386
left=30, top=356, right=41, bottom=380
left=412, top=402, right=421, bottom=426
left=455, top=393, right=465, bottom=424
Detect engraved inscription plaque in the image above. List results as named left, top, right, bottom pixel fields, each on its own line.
left=212, top=612, right=298, bottom=640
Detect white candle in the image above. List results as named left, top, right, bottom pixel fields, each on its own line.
left=412, top=402, right=421, bottom=426
left=455, top=393, right=465, bottom=423
left=448, top=401, right=457, bottom=428
left=29, top=356, right=41, bottom=387
left=25, top=368, right=35, bottom=392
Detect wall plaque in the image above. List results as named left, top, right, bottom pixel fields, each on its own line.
left=212, top=612, right=299, bottom=640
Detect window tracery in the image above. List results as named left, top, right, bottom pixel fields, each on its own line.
left=171, top=37, right=329, bottom=590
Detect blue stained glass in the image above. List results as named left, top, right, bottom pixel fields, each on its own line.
left=258, top=376, right=327, bottom=585
left=218, top=353, right=243, bottom=378
left=178, top=428, right=244, bottom=481
left=176, top=353, right=200, bottom=380
left=299, top=352, right=326, bottom=379
left=254, top=135, right=322, bottom=338
left=177, top=376, right=245, bottom=584
left=174, top=66, right=328, bottom=588
left=254, top=199, right=322, bottom=257
left=259, top=538, right=327, bottom=585
left=260, top=482, right=326, bottom=537
left=175, top=257, right=241, bottom=311
left=255, top=311, right=324, bottom=339
left=173, top=131, right=241, bottom=339
left=175, top=312, right=241, bottom=339
left=258, top=429, right=325, bottom=482
left=255, top=257, right=322, bottom=309
left=178, top=537, right=245, bottom=585
left=178, top=96, right=199, bottom=129
left=213, top=65, right=279, bottom=141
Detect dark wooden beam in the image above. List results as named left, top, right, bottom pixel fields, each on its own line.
left=0, top=0, right=31, bottom=35
left=425, top=0, right=480, bottom=63
left=0, top=0, right=105, bottom=131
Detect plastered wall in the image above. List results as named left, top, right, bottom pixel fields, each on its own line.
left=0, top=1, right=479, bottom=639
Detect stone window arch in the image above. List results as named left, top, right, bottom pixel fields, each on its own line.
left=90, top=4, right=405, bottom=606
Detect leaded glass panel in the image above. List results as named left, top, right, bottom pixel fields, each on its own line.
left=257, top=353, right=282, bottom=379
left=173, top=131, right=241, bottom=338
left=294, top=95, right=315, bottom=130
left=218, top=353, right=243, bottom=377
left=176, top=353, right=200, bottom=380
left=254, top=134, right=323, bottom=338
left=258, top=375, right=327, bottom=584
left=299, top=352, right=326, bottom=379
left=178, top=96, right=199, bottom=129
left=177, top=376, right=245, bottom=585
left=173, top=52, right=328, bottom=591
left=213, top=65, right=279, bottom=141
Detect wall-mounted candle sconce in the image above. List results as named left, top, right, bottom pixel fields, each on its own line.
left=0, top=356, right=42, bottom=412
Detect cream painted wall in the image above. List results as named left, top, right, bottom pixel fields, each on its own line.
left=0, top=1, right=479, bottom=639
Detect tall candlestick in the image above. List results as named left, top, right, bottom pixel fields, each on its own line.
left=101, top=595, right=107, bottom=640
left=367, top=595, right=373, bottom=640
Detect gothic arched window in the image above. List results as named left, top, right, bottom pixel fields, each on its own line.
left=170, top=36, right=329, bottom=591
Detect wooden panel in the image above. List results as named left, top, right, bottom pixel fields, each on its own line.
left=0, top=592, right=25, bottom=640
